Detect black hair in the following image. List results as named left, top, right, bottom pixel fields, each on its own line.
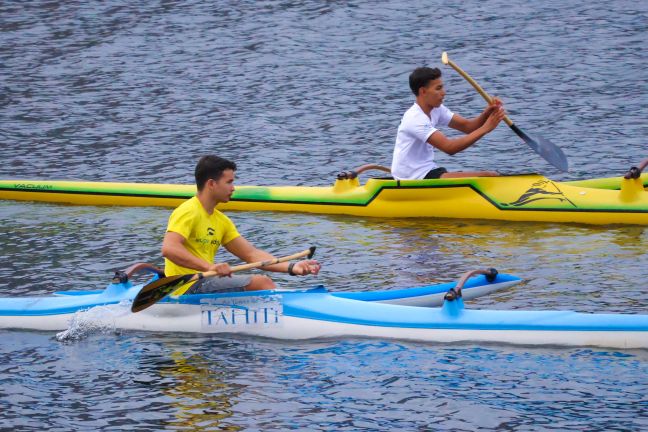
left=409, top=67, right=442, bottom=96
left=195, top=155, right=237, bottom=190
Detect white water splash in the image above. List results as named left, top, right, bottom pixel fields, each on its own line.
left=55, top=300, right=132, bottom=342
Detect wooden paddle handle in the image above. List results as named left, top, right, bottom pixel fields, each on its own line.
left=441, top=52, right=514, bottom=127
left=198, top=247, right=316, bottom=279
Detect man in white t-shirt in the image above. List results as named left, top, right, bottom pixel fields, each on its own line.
left=391, top=67, right=505, bottom=180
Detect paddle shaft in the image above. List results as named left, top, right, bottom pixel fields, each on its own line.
left=195, top=246, right=316, bottom=280
left=443, top=58, right=513, bottom=127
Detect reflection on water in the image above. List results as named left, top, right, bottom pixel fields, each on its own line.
left=1, top=332, right=647, bottom=430
left=238, top=212, right=648, bottom=311
left=159, top=351, right=242, bottom=431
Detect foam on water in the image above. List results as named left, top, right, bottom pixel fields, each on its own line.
left=55, top=300, right=131, bottom=342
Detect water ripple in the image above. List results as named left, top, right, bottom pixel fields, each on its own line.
left=1, top=0, right=648, bottom=430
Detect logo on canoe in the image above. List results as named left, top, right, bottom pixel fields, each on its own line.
left=503, top=180, right=576, bottom=208
left=13, top=183, right=53, bottom=190
left=200, top=295, right=283, bottom=331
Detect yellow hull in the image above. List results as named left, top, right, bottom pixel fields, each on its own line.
left=1, top=173, right=647, bottom=225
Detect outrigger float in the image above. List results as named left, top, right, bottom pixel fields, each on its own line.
left=1, top=267, right=647, bottom=349
left=1, top=159, right=647, bottom=225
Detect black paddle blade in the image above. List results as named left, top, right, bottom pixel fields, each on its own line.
left=131, top=274, right=196, bottom=313
left=510, top=124, right=569, bottom=172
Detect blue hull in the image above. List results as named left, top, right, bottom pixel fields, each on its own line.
left=0, top=273, right=520, bottom=317
left=1, top=273, right=647, bottom=349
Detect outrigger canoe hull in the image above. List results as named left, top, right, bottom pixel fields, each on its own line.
left=0, top=273, right=519, bottom=331
left=1, top=274, right=647, bottom=349
left=146, top=295, right=648, bottom=349
left=1, top=173, right=647, bottom=225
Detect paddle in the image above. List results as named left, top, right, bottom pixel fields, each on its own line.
left=441, top=52, right=569, bottom=172
left=131, top=246, right=317, bottom=313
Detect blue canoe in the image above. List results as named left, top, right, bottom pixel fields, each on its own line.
left=0, top=270, right=518, bottom=327
left=1, top=271, right=646, bottom=349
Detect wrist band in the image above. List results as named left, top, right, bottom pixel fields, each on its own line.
left=287, top=262, right=297, bottom=276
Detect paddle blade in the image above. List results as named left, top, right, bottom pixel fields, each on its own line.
left=131, top=274, right=196, bottom=313
left=510, top=124, right=569, bottom=172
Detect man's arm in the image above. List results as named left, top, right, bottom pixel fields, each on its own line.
left=428, top=105, right=505, bottom=155
left=449, top=98, right=504, bottom=134
left=161, top=231, right=232, bottom=275
left=224, top=236, right=274, bottom=264
left=224, top=236, right=320, bottom=276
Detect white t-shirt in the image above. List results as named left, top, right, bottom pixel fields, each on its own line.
left=391, top=103, right=454, bottom=180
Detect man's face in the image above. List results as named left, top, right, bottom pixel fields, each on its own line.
left=420, top=78, right=445, bottom=107
left=207, top=169, right=236, bottom=203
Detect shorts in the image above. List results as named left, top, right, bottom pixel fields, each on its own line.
left=424, top=167, right=448, bottom=179
left=185, top=274, right=253, bottom=294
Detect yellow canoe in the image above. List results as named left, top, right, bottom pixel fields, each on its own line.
left=1, top=173, right=647, bottom=225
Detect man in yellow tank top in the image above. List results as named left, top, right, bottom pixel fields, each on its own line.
left=162, top=155, right=320, bottom=295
